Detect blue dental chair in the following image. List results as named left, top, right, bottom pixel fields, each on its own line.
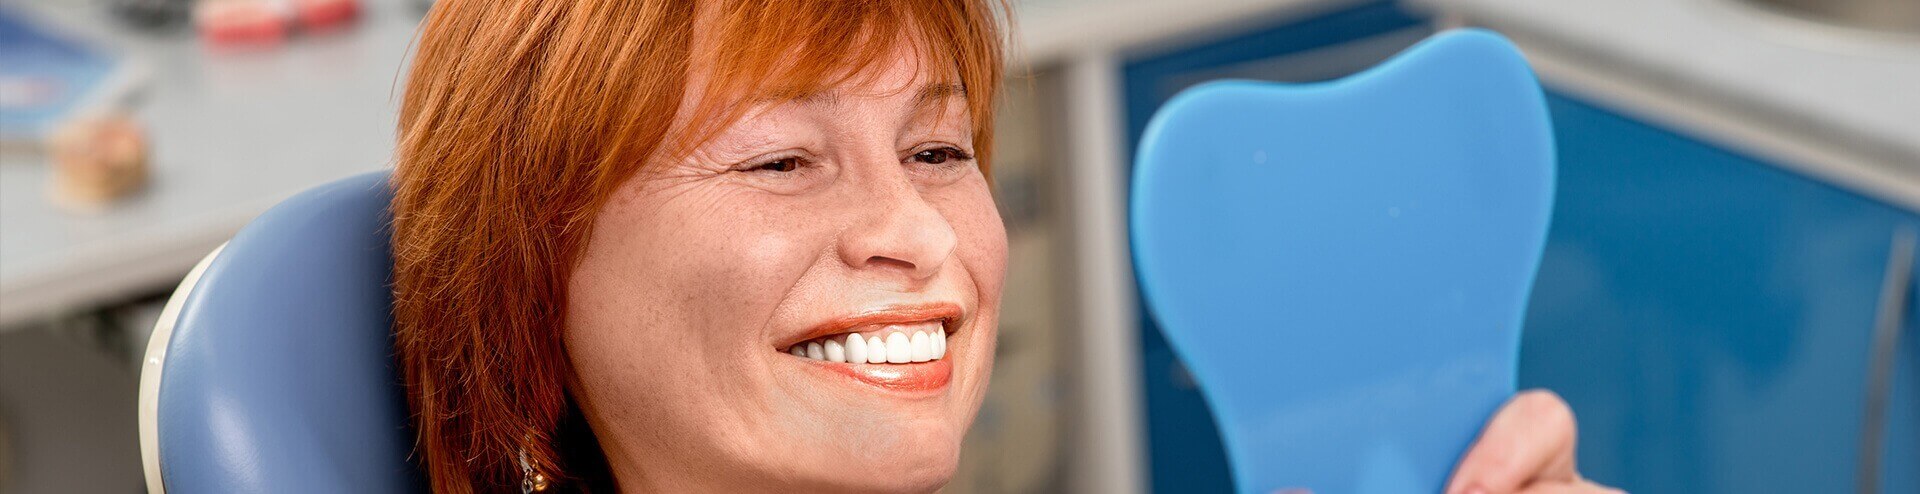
left=138, top=171, right=422, bottom=493
left=1130, top=29, right=1555, bottom=494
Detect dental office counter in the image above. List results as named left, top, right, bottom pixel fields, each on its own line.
left=1014, top=1, right=1920, bottom=493
left=0, top=0, right=419, bottom=328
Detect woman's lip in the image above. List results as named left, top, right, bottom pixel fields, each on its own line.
left=801, top=358, right=953, bottom=393
left=781, top=302, right=964, bottom=349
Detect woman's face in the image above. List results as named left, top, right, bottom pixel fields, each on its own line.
left=564, top=44, right=1006, bottom=492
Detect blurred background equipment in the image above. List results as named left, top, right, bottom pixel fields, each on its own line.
left=291, top=0, right=360, bottom=32
left=2, top=0, right=1917, bottom=493
left=106, top=0, right=194, bottom=30
left=0, top=7, right=146, bottom=150
left=193, top=0, right=290, bottom=47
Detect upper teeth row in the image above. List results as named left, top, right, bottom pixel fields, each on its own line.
left=788, top=328, right=949, bottom=364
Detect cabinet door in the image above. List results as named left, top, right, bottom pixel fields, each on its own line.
left=1520, top=93, right=1905, bottom=493
left=1882, top=272, right=1919, bottom=493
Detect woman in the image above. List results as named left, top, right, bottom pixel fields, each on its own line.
left=388, top=0, right=1620, bottom=492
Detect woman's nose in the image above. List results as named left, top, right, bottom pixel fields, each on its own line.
left=837, top=174, right=958, bottom=284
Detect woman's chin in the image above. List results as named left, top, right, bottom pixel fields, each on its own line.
left=790, top=420, right=962, bottom=493
left=755, top=352, right=980, bottom=491
left=831, top=444, right=960, bottom=494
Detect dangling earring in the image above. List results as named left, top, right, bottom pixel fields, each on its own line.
left=519, top=448, right=550, bottom=493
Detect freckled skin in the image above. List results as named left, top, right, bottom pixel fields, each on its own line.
left=562, top=41, right=1007, bottom=493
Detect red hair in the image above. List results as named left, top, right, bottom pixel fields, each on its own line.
left=389, top=0, right=1005, bottom=491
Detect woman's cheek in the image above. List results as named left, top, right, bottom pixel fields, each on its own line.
left=646, top=185, right=813, bottom=296
left=943, top=176, right=1008, bottom=401
left=945, top=176, right=1009, bottom=294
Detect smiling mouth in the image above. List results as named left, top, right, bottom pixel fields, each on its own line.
left=778, top=305, right=961, bottom=392
left=783, top=320, right=950, bottom=364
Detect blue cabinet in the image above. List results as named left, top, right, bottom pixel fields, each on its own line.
left=1119, top=6, right=1918, bottom=493
left=1523, top=94, right=1908, bottom=493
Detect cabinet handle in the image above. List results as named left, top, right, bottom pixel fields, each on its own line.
left=1860, top=226, right=1913, bottom=494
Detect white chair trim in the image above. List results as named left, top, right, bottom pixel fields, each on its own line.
left=139, top=243, right=225, bottom=494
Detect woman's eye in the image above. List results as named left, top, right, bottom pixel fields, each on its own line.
left=748, top=157, right=802, bottom=173
left=910, top=147, right=973, bottom=166
left=728, top=152, right=826, bottom=193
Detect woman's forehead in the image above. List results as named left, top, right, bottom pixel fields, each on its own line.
left=675, top=42, right=966, bottom=143
left=768, top=76, right=966, bottom=110
left=663, top=0, right=996, bottom=158
left=698, top=32, right=962, bottom=102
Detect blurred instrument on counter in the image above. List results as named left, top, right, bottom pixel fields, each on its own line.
left=107, top=0, right=195, bottom=30
left=46, top=114, right=150, bottom=211
left=293, top=0, right=361, bottom=32
left=194, top=0, right=288, bottom=47
left=194, top=0, right=361, bottom=49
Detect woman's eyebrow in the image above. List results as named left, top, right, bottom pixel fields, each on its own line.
left=765, top=82, right=965, bottom=109
left=915, top=83, right=966, bottom=108
left=788, top=91, right=842, bottom=108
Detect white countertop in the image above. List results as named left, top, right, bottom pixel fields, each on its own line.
left=1413, top=0, right=1920, bottom=190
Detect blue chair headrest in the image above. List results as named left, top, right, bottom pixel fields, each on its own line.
left=1130, top=29, right=1555, bottom=493
left=147, top=171, right=422, bottom=492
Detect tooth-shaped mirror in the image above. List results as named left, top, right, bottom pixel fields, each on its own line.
left=1130, top=29, right=1555, bottom=494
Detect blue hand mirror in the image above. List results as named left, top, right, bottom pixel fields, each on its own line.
left=1129, top=29, right=1555, bottom=494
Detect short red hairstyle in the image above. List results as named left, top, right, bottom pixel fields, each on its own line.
left=389, top=0, right=1006, bottom=491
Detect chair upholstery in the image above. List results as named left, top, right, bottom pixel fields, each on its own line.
left=1130, top=29, right=1555, bottom=493
left=140, top=171, right=422, bottom=493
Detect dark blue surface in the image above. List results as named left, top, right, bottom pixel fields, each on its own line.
left=1131, top=30, right=1552, bottom=494
left=1522, top=93, right=1905, bottom=493
left=157, top=171, right=422, bottom=493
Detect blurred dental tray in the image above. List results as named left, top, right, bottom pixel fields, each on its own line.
left=0, top=6, right=146, bottom=149
left=1130, top=30, right=1555, bottom=493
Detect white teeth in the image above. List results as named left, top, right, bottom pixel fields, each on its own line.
left=910, top=331, right=932, bottom=362
left=845, top=334, right=867, bottom=363
left=789, top=325, right=952, bottom=364
left=824, top=338, right=846, bottom=363
left=867, top=335, right=888, bottom=364
left=886, top=333, right=911, bottom=364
